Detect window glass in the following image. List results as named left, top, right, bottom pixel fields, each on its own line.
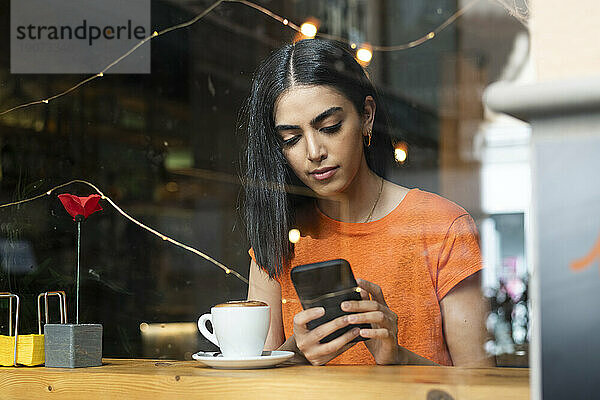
left=0, top=0, right=529, bottom=364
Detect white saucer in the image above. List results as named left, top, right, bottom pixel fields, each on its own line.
left=192, top=350, right=294, bottom=369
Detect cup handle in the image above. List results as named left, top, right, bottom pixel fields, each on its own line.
left=198, top=314, right=219, bottom=347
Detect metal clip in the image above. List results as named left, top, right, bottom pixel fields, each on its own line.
left=0, top=292, right=20, bottom=366
left=37, top=291, right=67, bottom=334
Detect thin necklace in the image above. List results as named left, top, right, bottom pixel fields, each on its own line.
left=363, top=177, right=384, bottom=223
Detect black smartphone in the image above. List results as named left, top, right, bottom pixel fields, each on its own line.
left=290, top=259, right=370, bottom=344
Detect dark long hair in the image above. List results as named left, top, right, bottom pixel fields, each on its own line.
left=240, top=39, right=392, bottom=278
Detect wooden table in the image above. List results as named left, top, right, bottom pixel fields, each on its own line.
left=0, top=358, right=529, bottom=399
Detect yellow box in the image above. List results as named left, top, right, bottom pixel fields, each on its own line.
left=0, top=334, right=45, bottom=366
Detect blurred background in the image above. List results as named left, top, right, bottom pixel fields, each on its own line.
left=0, top=0, right=531, bottom=365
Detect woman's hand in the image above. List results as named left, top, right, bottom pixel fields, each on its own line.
left=292, top=307, right=361, bottom=366
left=341, top=278, right=401, bottom=365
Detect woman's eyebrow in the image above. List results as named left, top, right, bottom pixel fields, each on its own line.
left=275, top=106, right=343, bottom=132
left=310, top=106, right=343, bottom=126
left=275, top=123, right=300, bottom=132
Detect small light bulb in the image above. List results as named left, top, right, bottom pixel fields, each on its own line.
left=225, top=269, right=231, bottom=274
left=350, top=43, right=357, bottom=49
left=427, top=32, right=435, bottom=39
left=282, top=19, right=288, bottom=25
left=98, top=72, right=104, bottom=77
left=356, top=47, right=373, bottom=64
left=46, top=190, right=52, bottom=195
left=288, top=228, right=301, bottom=244
left=153, top=31, right=159, bottom=37
left=394, top=142, right=408, bottom=163
left=42, top=100, right=49, bottom=104
left=395, top=148, right=407, bottom=163
left=282, top=298, right=287, bottom=304
left=300, top=22, right=317, bottom=38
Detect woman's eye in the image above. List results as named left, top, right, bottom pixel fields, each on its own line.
left=282, top=135, right=300, bottom=147
left=321, top=121, right=342, bottom=134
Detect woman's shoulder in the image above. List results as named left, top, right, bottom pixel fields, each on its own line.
left=391, top=184, right=470, bottom=223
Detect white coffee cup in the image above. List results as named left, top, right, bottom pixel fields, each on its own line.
left=197, top=300, right=270, bottom=358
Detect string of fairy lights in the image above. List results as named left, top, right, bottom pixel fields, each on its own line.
left=0, top=180, right=249, bottom=283
left=0, top=0, right=527, bottom=302
left=0, top=0, right=495, bottom=117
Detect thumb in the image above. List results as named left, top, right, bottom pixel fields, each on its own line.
left=357, top=278, right=387, bottom=306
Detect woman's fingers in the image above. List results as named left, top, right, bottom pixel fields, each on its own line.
left=294, top=312, right=360, bottom=366
left=302, top=327, right=360, bottom=365
left=357, top=328, right=392, bottom=339
left=315, top=327, right=360, bottom=356
left=293, top=307, right=325, bottom=334
left=297, top=312, right=363, bottom=344
left=341, top=299, right=381, bottom=313
left=309, top=314, right=352, bottom=341
left=346, top=310, right=387, bottom=325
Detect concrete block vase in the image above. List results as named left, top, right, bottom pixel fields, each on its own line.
left=44, top=323, right=102, bottom=368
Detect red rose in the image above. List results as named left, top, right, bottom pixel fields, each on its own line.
left=58, top=194, right=103, bottom=221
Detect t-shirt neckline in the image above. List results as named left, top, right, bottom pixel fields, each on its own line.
left=313, top=188, right=419, bottom=233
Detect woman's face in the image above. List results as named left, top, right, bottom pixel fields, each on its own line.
left=273, top=85, right=374, bottom=197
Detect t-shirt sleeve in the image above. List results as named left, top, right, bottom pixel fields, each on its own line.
left=436, top=214, right=483, bottom=299
left=248, top=247, right=257, bottom=264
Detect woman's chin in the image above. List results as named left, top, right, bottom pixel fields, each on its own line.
left=308, top=182, right=344, bottom=199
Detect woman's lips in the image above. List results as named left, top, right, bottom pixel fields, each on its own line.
left=310, top=167, right=339, bottom=181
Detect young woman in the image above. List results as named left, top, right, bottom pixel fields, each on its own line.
left=242, top=39, right=493, bottom=367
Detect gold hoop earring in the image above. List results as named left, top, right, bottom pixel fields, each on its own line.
left=364, top=129, right=372, bottom=147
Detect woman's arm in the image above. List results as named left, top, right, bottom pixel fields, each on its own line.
left=439, top=270, right=495, bottom=367
left=247, top=259, right=285, bottom=350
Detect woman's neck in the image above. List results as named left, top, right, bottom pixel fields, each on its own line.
left=316, top=159, right=383, bottom=223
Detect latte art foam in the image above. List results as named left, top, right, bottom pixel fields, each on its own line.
left=213, top=300, right=268, bottom=308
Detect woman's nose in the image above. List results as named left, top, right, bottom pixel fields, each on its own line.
left=305, top=132, right=327, bottom=162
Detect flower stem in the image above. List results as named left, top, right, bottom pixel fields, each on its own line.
left=77, top=221, right=81, bottom=324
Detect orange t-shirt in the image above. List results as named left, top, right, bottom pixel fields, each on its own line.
left=249, top=188, right=483, bottom=365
